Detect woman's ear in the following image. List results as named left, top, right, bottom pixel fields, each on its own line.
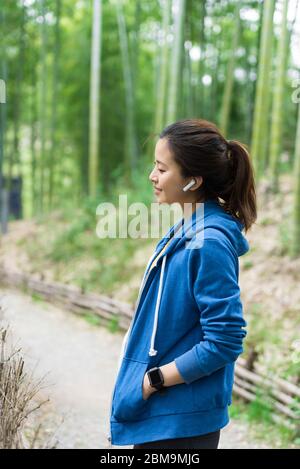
left=190, top=176, right=203, bottom=191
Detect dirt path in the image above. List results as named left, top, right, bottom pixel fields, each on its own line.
left=0, top=288, right=270, bottom=449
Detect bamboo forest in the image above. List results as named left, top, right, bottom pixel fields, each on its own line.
left=0, top=0, right=300, bottom=451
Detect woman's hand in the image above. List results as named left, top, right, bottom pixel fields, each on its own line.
left=142, top=362, right=183, bottom=400
left=142, top=373, right=157, bottom=401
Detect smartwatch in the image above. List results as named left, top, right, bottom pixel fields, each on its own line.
left=147, top=367, right=166, bottom=394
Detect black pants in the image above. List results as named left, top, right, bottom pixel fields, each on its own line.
left=133, top=429, right=220, bottom=449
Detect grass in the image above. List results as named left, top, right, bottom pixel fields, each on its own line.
left=31, top=292, right=46, bottom=304
left=243, top=300, right=300, bottom=382
left=81, top=312, right=120, bottom=333
left=82, top=312, right=102, bottom=327
left=0, top=325, right=56, bottom=448
left=107, top=316, right=120, bottom=334
left=259, top=218, right=273, bottom=226
left=278, top=218, right=294, bottom=256
left=244, top=303, right=281, bottom=353
left=229, top=396, right=299, bottom=448
left=243, top=260, right=254, bottom=270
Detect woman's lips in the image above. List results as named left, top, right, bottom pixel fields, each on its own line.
left=154, top=187, right=162, bottom=194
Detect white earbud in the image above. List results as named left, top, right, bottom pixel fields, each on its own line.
left=182, top=179, right=196, bottom=192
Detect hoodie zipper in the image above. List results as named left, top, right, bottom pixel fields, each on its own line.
left=106, top=249, right=160, bottom=447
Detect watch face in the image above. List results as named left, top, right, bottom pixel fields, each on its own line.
left=149, top=368, right=162, bottom=386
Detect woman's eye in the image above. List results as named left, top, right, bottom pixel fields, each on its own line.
left=153, top=162, right=165, bottom=173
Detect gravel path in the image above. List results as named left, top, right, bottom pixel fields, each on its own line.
left=0, top=288, right=270, bottom=449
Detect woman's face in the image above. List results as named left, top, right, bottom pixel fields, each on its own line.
left=149, top=138, right=202, bottom=208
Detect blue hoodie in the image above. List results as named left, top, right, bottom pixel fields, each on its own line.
left=108, top=198, right=249, bottom=446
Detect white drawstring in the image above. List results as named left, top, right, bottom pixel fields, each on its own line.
left=120, top=249, right=159, bottom=363
left=149, top=254, right=167, bottom=357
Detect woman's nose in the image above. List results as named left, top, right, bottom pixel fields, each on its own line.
left=149, top=168, right=157, bottom=182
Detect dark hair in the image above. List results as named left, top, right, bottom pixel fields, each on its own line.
left=159, top=118, right=257, bottom=232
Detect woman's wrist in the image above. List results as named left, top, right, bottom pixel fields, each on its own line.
left=142, top=361, right=185, bottom=400
left=159, top=361, right=185, bottom=387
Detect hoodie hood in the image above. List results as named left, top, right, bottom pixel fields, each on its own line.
left=151, top=198, right=249, bottom=262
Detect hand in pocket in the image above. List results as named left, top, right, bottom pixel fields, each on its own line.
left=142, top=373, right=157, bottom=401
left=113, top=359, right=150, bottom=421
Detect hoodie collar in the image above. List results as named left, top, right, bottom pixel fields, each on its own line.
left=153, top=198, right=220, bottom=255
left=152, top=198, right=248, bottom=263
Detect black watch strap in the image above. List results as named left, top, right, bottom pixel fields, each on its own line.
left=147, top=367, right=166, bottom=394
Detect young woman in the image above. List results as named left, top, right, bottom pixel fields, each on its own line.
left=108, top=119, right=257, bottom=449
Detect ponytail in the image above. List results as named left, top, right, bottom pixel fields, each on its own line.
left=219, top=140, right=257, bottom=232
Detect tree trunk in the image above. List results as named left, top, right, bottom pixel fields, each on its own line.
left=181, top=12, right=193, bottom=118
left=30, top=66, right=37, bottom=218
left=269, top=0, right=289, bottom=192
left=196, top=0, right=206, bottom=118
left=115, top=0, right=138, bottom=181
left=0, top=7, right=6, bottom=192
left=219, top=0, right=241, bottom=137
left=154, top=0, right=171, bottom=135
left=39, top=0, right=48, bottom=213
left=131, top=0, right=141, bottom=114
left=88, top=0, right=102, bottom=197
left=166, top=0, right=186, bottom=124
left=251, top=0, right=275, bottom=178
left=290, top=102, right=300, bottom=257
left=0, top=7, right=8, bottom=234
left=12, top=2, right=26, bottom=182
left=49, top=0, right=61, bottom=209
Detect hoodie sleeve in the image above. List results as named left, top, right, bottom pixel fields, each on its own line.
left=174, top=237, right=247, bottom=385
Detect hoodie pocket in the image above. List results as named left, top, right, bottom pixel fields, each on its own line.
left=192, top=367, right=232, bottom=411
left=112, top=358, right=149, bottom=422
